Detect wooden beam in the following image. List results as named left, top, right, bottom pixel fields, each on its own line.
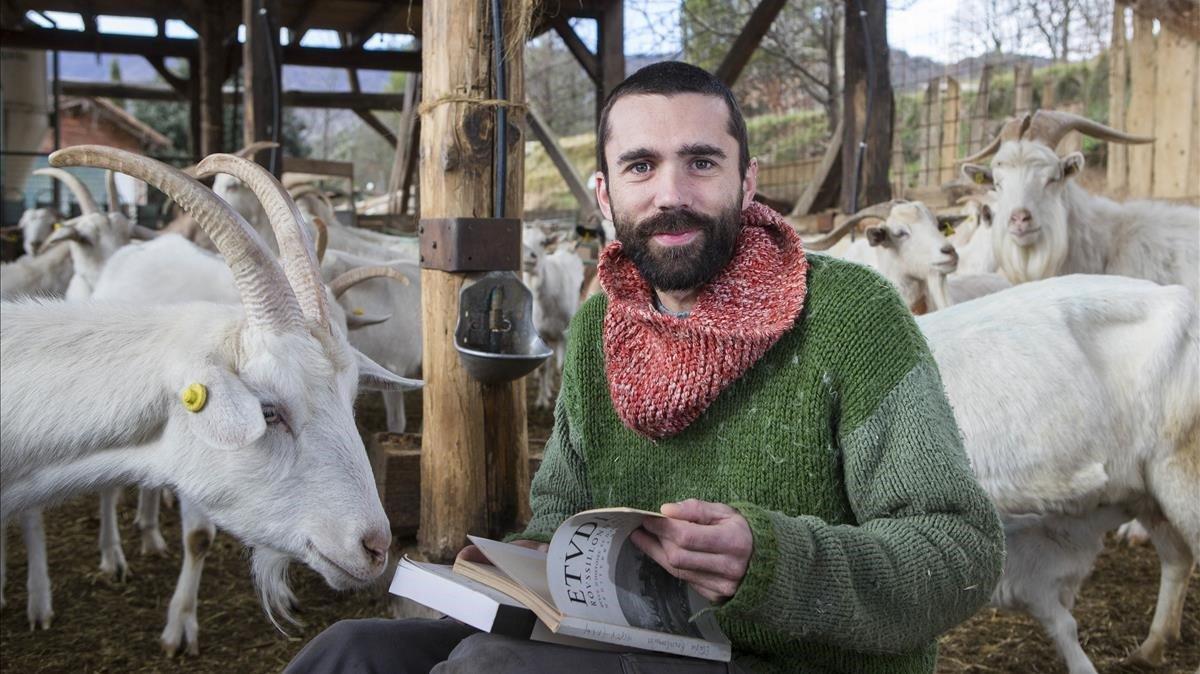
left=388, top=72, right=422, bottom=218
left=595, top=0, right=624, bottom=122
left=287, top=0, right=320, bottom=42
left=840, top=0, right=893, bottom=212
left=1013, top=62, right=1033, bottom=116
left=1126, top=12, right=1156, bottom=198
left=526, top=105, right=593, bottom=212
left=281, top=157, right=354, bottom=178
left=1107, top=3, right=1129, bottom=195
left=353, top=109, right=398, bottom=146
left=968, top=64, right=993, bottom=153
left=714, top=0, right=788, bottom=87
left=938, top=76, right=960, bottom=185
left=350, top=1, right=401, bottom=49
left=552, top=17, right=598, bottom=84
left=418, top=0, right=529, bottom=562
left=0, top=27, right=421, bottom=71
left=244, top=0, right=281, bottom=172
left=198, top=0, right=225, bottom=156
left=790, top=118, right=843, bottom=217
left=57, top=80, right=410, bottom=110
left=145, top=55, right=189, bottom=96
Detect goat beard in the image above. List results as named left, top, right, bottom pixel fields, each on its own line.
left=251, top=547, right=301, bottom=633
left=613, top=198, right=743, bottom=292
left=992, top=212, right=1069, bottom=284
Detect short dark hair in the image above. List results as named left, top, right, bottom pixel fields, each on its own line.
left=596, top=61, right=750, bottom=179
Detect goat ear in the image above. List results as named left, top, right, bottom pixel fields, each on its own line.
left=980, top=204, right=994, bottom=227
left=865, top=225, right=889, bottom=247
left=1060, top=152, right=1085, bottom=180
left=961, top=164, right=993, bottom=186
left=355, top=349, right=424, bottom=392
left=184, top=373, right=267, bottom=450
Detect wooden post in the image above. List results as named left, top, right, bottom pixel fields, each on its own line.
left=1127, top=12, right=1156, bottom=198
left=1107, top=3, right=1129, bottom=196
left=418, top=0, right=529, bottom=562
left=596, top=0, right=625, bottom=124
left=199, top=2, right=225, bottom=156
left=968, top=64, right=993, bottom=153
left=891, top=122, right=906, bottom=198
left=189, top=58, right=202, bottom=161
left=840, top=0, right=893, bottom=212
left=388, top=73, right=421, bottom=219
left=1013, top=62, right=1033, bottom=116
left=243, top=0, right=282, bottom=173
left=939, top=76, right=960, bottom=185
left=1151, top=25, right=1196, bottom=199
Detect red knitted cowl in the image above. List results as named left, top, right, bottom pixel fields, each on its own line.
left=598, top=201, right=808, bottom=439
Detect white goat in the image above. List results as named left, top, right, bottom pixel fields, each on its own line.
left=961, top=110, right=1199, bottom=295
left=0, top=244, right=73, bottom=301
left=16, top=207, right=60, bottom=257
left=522, top=228, right=584, bottom=409
left=919, top=274, right=1199, bottom=673
left=0, top=146, right=420, bottom=640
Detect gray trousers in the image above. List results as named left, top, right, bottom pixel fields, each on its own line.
left=284, top=618, right=748, bottom=674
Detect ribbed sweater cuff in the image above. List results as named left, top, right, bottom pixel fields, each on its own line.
left=718, top=501, right=785, bottom=618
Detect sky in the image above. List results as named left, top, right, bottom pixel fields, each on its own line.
left=31, top=0, right=964, bottom=64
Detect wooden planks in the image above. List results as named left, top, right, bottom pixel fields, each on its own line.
left=1108, top=3, right=1129, bottom=195
left=1126, top=12, right=1157, bottom=198
left=1151, top=26, right=1199, bottom=199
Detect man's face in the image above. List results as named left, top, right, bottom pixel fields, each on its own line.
left=596, top=93, right=758, bottom=291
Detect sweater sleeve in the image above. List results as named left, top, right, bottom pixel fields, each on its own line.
left=509, top=380, right=593, bottom=544
left=713, top=285, right=1004, bottom=654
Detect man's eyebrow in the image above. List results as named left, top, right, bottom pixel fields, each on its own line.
left=678, top=143, right=727, bottom=159
left=616, top=147, right=660, bottom=165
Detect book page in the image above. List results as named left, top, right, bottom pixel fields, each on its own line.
left=545, top=508, right=726, bottom=643
left=466, top=536, right=555, bottom=608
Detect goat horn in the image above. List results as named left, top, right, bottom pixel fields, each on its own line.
left=311, top=216, right=328, bottom=263
left=803, top=201, right=898, bottom=251
left=33, top=168, right=99, bottom=215
left=195, top=153, right=329, bottom=328
left=36, top=224, right=84, bottom=254
left=51, top=145, right=301, bottom=332
left=1025, top=109, right=1154, bottom=150
left=346, top=311, right=393, bottom=329
left=105, top=169, right=121, bottom=213
left=290, top=183, right=338, bottom=219
left=329, top=265, right=412, bottom=298
left=234, top=141, right=281, bottom=160
left=960, top=114, right=1031, bottom=164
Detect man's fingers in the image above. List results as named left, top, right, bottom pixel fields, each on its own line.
left=653, top=538, right=748, bottom=580
left=660, top=499, right=737, bottom=524
left=630, top=529, right=744, bottom=602
left=455, top=545, right=490, bottom=564
left=642, top=516, right=750, bottom=557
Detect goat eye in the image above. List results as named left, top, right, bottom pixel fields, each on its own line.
left=262, top=403, right=285, bottom=426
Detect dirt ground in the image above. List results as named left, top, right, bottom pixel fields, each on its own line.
left=2, top=390, right=1197, bottom=673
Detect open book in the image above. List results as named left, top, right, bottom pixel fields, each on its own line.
left=390, top=508, right=731, bottom=662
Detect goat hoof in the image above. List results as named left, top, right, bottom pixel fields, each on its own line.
left=1125, top=646, right=1165, bottom=668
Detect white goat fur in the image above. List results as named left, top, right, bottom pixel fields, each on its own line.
left=0, top=244, right=73, bottom=300
left=964, top=142, right=1198, bottom=295
left=18, top=207, right=60, bottom=257
left=919, top=274, right=1199, bottom=672
left=523, top=229, right=585, bottom=409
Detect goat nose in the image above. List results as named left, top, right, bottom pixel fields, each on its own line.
left=1010, top=208, right=1032, bottom=227
left=940, top=244, right=956, bottom=256
left=361, top=528, right=391, bottom=567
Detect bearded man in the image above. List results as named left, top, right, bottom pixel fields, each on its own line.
left=286, top=61, right=1003, bottom=674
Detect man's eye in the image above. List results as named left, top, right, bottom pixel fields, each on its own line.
left=693, top=159, right=714, bottom=170
left=629, top=162, right=651, bottom=174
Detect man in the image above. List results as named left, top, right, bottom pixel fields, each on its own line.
left=287, top=61, right=1003, bottom=674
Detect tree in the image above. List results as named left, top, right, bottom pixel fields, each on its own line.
left=681, top=0, right=843, bottom=129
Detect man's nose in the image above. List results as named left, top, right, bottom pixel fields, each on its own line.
left=651, top=166, right=690, bottom=210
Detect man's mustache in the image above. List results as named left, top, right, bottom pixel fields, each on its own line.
left=635, top=209, right=717, bottom=237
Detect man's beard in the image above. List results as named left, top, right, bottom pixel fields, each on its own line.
left=614, top=200, right=743, bottom=292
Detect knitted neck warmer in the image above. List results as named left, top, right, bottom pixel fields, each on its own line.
left=599, top=201, right=808, bottom=439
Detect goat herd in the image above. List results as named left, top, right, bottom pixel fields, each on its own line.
left=1, top=109, right=1198, bottom=674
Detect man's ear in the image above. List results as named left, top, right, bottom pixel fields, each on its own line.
left=741, top=157, right=759, bottom=210
left=594, top=171, right=614, bottom=222
left=865, top=225, right=889, bottom=247
left=962, top=164, right=993, bottom=187
left=1060, top=152, right=1085, bottom=180
left=183, top=372, right=266, bottom=450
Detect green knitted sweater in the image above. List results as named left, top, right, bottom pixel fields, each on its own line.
left=515, top=253, right=1004, bottom=673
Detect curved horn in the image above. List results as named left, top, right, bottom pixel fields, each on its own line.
left=329, top=265, right=412, bottom=298
left=195, top=154, right=329, bottom=328
left=346, top=310, right=393, bottom=329
left=33, top=167, right=99, bottom=215
left=290, top=183, right=338, bottom=221
left=960, top=114, right=1031, bottom=164
left=234, top=140, right=281, bottom=160
left=51, top=145, right=301, bottom=332
left=802, top=201, right=898, bottom=251
left=1025, top=109, right=1155, bottom=150
left=105, top=169, right=122, bottom=214
left=311, top=216, right=328, bottom=263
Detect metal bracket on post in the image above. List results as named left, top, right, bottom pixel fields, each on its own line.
left=418, top=217, right=522, bottom=272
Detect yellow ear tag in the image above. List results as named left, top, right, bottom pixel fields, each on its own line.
left=53, top=222, right=63, bottom=231
left=943, top=225, right=956, bottom=238
left=353, top=307, right=365, bottom=316
left=181, top=383, right=208, bottom=413
left=972, top=172, right=987, bottom=185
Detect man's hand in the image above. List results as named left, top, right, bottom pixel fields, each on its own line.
left=455, top=539, right=548, bottom=564
left=630, top=499, right=753, bottom=603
